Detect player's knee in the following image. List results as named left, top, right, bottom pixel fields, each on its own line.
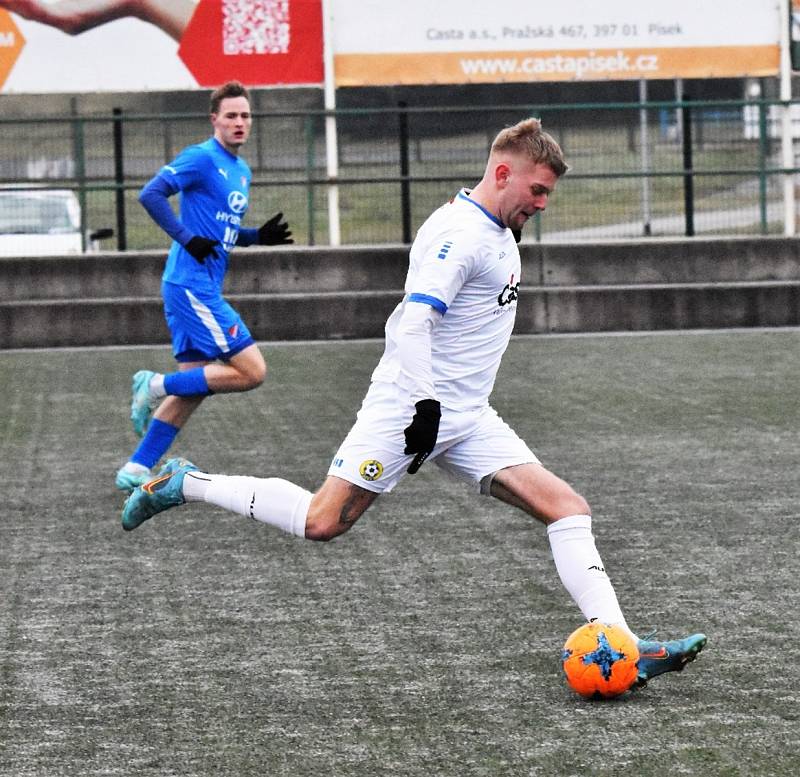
left=545, top=484, right=590, bottom=522
left=573, top=493, right=591, bottom=516
left=559, top=490, right=590, bottom=518
left=240, top=361, right=267, bottom=389
left=304, top=507, right=350, bottom=542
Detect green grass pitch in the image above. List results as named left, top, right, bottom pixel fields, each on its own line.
left=1, top=331, right=798, bottom=776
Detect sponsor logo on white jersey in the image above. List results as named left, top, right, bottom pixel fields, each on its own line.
left=497, top=273, right=519, bottom=307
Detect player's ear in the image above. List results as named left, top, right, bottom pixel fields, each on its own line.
left=495, top=162, right=511, bottom=188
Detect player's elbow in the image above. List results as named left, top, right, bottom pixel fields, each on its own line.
left=138, top=187, right=156, bottom=211
left=58, top=18, right=96, bottom=36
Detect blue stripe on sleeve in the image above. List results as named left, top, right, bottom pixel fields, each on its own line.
left=408, top=293, right=447, bottom=315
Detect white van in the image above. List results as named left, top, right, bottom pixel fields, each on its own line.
left=0, top=188, right=113, bottom=257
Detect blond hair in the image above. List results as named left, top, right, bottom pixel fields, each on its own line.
left=490, top=118, right=568, bottom=177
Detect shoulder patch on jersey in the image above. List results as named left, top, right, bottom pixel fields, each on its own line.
left=437, top=240, right=454, bottom=260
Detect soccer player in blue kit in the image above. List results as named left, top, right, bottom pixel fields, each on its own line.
left=122, top=117, right=706, bottom=688
left=115, top=81, right=293, bottom=492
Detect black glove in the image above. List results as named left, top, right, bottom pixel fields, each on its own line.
left=258, top=212, right=293, bottom=245
left=403, top=399, right=441, bottom=474
left=184, top=235, right=220, bottom=263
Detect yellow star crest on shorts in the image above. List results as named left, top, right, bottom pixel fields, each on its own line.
left=359, top=459, right=384, bottom=481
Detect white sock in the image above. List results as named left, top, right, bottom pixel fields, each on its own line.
left=182, top=472, right=310, bottom=538
left=547, top=514, right=638, bottom=641
left=149, top=373, right=166, bottom=399
left=121, top=461, right=150, bottom=475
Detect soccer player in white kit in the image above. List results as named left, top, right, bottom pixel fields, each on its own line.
left=122, top=118, right=706, bottom=687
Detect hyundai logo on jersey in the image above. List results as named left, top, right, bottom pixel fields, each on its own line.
left=227, top=190, right=248, bottom=213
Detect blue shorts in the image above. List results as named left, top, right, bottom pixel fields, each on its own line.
left=162, top=281, right=255, bottom=363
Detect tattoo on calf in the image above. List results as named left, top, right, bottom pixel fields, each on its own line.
left=337, top=488, right=377, bottom=528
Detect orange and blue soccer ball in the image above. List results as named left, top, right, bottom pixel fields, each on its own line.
left=562, top=622, right=640, bottom=699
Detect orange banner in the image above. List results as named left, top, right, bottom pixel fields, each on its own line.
left=0, top=10, right=24, bottom=90
left=335, top=45, right=780, bottom=86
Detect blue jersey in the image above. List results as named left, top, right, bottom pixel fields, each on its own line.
left=148, top=138, right=253, bottom=293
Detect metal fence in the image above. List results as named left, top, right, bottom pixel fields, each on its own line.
left=0, top=98, right=797, bottom=251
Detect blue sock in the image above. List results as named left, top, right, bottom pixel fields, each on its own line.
left=164, top=367, right=211, bottom=397
left=130, top=419, right=180, bottom=469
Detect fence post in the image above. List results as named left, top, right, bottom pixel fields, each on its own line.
left=398, top=101, right=411, bottom=243
left=639, top=79, right=652, bottom=236
left=113, top=108, right=127, bottom=250
left=758, top=100, right=769, bottom=234
left=531, top=107, right=543, bottom=242
left=681, top=95, right=695, bottom=237
left=162, top=117, right=173, bottom=165
left=305, top=114, right=316, bottom=246
left=253, top=90, right=265, bottom=172
left=71, top=99, right=87, bottom=252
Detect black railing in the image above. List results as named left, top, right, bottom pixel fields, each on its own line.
left=0, top=98, right=797, bottom=250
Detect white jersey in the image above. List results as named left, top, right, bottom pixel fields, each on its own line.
left=371, top=189, right=521, bottom=411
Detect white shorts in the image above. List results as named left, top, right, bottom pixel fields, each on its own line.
left=327, top=381, right=539, bottom=494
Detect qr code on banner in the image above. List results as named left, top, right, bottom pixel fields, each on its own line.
left=223, top=0, right=290, bottom=55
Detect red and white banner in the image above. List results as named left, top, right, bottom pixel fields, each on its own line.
left=179, top=0, right=323, bottom=87
left=0, top=0, right=323, bottom=92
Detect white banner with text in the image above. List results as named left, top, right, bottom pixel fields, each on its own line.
left=331, top=0, right=782, bottom=85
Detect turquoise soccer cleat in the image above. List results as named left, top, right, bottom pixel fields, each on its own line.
left=121, top=457, right=198, bottom=531
left=114, top=464, right=152, bottom=493
left=635, top=633, right=707, bottom=687
left=130, top=369, right=157, bottom=437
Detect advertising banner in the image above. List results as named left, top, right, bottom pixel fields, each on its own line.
left=0, top=0, right=323, bottom=92
left=0, top=0, right=785, bottom=92
left=332, top=0, right=782, bottom=85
